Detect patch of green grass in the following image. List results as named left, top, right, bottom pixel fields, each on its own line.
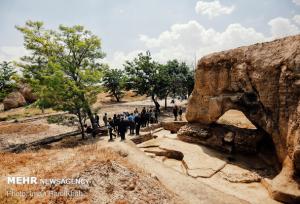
left=47, top=115, right=78, bottom=126
left=47, top=115, right=65, bottom=124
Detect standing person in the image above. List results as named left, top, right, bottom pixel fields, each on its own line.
left=150, top=109, right=155, bottom=124
left=134, top=114, right=141, bottom=135
left=118, top=117, right=128, bottom=141
left=178, top=107, right=183, bottom=121
left=141, top=108, right=146, bottom=127
left=134, top=108, right=139, bottom=114
left=103, top=113, right=108, bottom=126
left=113, top=114, right=117, bottom=132
left=128, top=113, right=135, bottom=135
left=173, top=105, right=178, bottom=121
left=108, top=118, right=116, bottom=141
left=94, top=113, right=100, bottom=127
left=141, top=107, right=146, bottom=115
left=145, top=109, right=150, bottom=127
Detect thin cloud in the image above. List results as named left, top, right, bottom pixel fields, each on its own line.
left=195, top=0, right=235, bottom=18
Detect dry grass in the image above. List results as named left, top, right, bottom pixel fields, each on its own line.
left=0, top=123, right=49, bottom=135
left=0, top=107, right=55, bottom=121
left=96, top=91, right=147, bottom=105
left=0, top=188, right=20, bottom=204
left=0, top=143, right=140, bottom=204
left=122, top=90, right=147, bottom=102
left=0, top=151, right=47, bottom=175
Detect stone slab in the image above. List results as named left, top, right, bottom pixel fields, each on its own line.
left=163, top=158, right=186, bottom=174
left=158, top=138, right=227, bottom=178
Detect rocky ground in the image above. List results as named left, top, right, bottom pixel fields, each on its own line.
left=136, top=127, right=279, bottom=204
left=0, top=95, right=284, bottom=203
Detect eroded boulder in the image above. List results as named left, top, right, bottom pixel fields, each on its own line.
left=19, top=85, right=37, bottom=103
left=184, top=35, right=300, bottom=203
left=3, top=91, right=26, bottom=110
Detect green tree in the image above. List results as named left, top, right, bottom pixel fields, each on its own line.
left=102, top=68, right=125, bottom=102
left=16, top=21, right=105, bottom=138
left=186, top=68, right=195, bottom=97
left=0, top=61, right=16, bottom=101
left=124, top=51, right=161, bottom=110
left=159, top=60, right=194, bottom=108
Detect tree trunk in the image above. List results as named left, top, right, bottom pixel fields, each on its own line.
left=164, top=91, right=169, bottom=110
left=86, top=106, right=98, bottom=137
left=151, top=94, right=160, bottom=112
left=79, top=93, right=97, bottom=136
left=115, top=94, right=120, bottom=102
left=76, top=109, right=85, bottom=139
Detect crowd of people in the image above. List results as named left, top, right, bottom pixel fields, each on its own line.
left=90, top=107, right=160, bottom=141
left=85, top=104, right=184, bottom=141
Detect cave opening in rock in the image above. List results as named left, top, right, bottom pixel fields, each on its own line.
left=216, top=109, right=280, bottom=174
left=216, top=109, right=256, bottom=129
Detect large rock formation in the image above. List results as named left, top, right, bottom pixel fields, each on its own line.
left=184, top=35, right=300, bottom=203
left=3, top=84, right=37, bottom=111
left=19, top=84, right=37, bottom=103
left=3, top=92, right=26, bottom=110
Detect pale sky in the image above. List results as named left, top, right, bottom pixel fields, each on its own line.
left=0, top=0, right=300, bottom=68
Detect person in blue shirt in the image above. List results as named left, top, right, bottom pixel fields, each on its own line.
left=127, top=113, right=135, bottom=135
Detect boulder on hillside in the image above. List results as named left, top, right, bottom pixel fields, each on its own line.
left=19, top=85, right=37, bottom=103
left=3, top=91, right=26, bottom=110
